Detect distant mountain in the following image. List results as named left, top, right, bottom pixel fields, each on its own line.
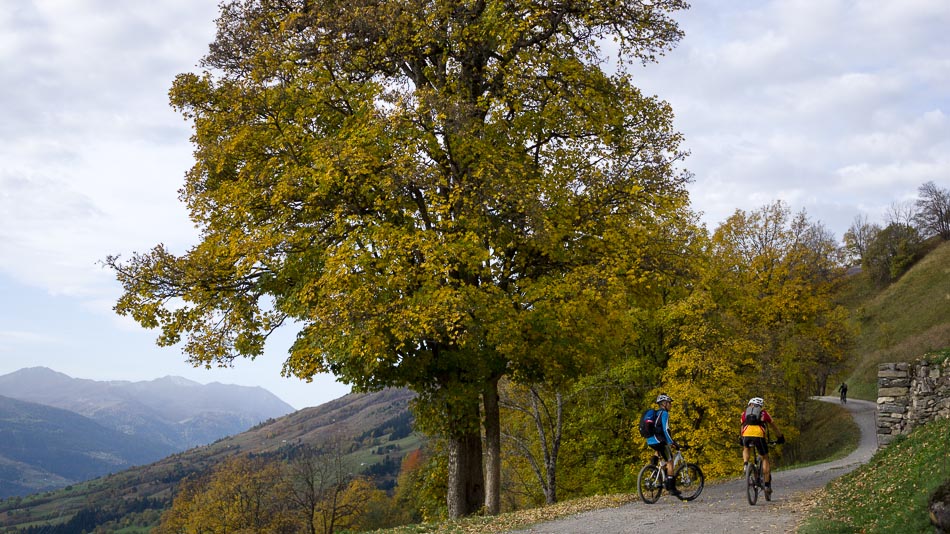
left=0, top=395, right=172, bottom=498
left=0, top=388, right=416, bottom=532
left=0, top=367, right=295, bottom=452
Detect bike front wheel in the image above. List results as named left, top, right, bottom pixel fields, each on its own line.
left=674, top=463, right=705, bottom=501
left=637, top=464, right=663, bottom=504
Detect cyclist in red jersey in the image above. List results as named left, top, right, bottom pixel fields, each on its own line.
left=740, top=397, right=785, bottom=498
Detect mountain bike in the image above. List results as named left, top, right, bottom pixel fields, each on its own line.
left=745, top=440, right=779, bottom=505
left=637, top=444, right=705, bottom=504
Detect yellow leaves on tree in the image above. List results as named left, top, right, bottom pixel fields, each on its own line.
left=156, top=450, right=388, bottom=534
left=156, top=455, right=294, bottom=534
left=654, top=202, right=850, bottom=478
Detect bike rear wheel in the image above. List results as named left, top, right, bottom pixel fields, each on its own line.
left=637, top=464, right=663, bottom=504
left=746, top=457, right=762, bottom=505
left=674, top=463, right=705, bottom=501
left=746, top=474, right=759, bottom=505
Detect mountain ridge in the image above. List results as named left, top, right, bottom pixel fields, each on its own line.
left=0, top=394, right=172, bottom=497
left=0, top=367, right=294, bottom=440
left=0, top=367, right=298, bottom=497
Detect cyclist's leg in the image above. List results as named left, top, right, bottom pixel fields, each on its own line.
left=757, top=439, right=771, bottom=484
left=740, top=437, right=754, bottom=475
left=659, top=444, right=680, bottom=495
left=649, top=443, right=672, bottom=477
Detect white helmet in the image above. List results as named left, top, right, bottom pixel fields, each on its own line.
left=748, top=397, right=764, bottom=407
left=656, top=394, right=673, bottom=404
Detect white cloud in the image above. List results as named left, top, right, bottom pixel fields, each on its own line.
left=0, top=329, right=62, bottom=351
left=634, top=0, right=950, bottom=236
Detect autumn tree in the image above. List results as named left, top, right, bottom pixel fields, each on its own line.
left=157, top=455, right=295, bottom=534
left=914, top=181, right=950, bottom=240
left=106, top=0, right=692, bottom=518
left=392, top=446, right=448, bottom=522
left=659, top=202, right=852, bottom=476
left=863, top=222, right=923, bottom=286
left=283, top=443, right=360, bottom=534
left=843, top=214, right=881, bottom=266
left=499, top=380, right=564, bottom=505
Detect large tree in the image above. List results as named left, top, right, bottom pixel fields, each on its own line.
left=107, top=0, right=691, bottom=517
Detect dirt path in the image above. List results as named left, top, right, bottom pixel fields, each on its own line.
left=506, top=397, right=878, bottom=534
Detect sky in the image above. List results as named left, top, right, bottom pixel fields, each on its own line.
left=1, top=1, right=948, bottom=410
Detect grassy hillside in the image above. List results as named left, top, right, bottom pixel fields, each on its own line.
left=799, top=416, right=950, bottom=534
left=0, top=388, right=416, bottom=532
left=839, top=239, right=950, bottom=400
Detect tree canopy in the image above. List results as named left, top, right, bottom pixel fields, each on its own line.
left=107, top=0, right=693, bottom=518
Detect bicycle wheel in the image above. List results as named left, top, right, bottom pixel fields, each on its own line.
left=674, top=463, right=705, bottom=501
left=637, top=464, right=663, bottom=504
left=746, top=465, right=759, bottom=505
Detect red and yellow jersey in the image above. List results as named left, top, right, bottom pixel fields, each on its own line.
left=741, top=409, right=773, bottom=438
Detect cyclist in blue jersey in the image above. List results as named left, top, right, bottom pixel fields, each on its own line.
left=646, top=394, right=681, bottom=497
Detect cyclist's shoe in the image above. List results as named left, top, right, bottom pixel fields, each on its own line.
left=764, top=482, right=772, bottom=501
left=742, top=462, right=749, bottom=477
left=665, top=478, right=682, bottom=497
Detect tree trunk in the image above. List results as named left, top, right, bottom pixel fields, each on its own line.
left=543, top=391, right=563, bottom=505
left=447, top=410, right=485, bottom=518
left=445, top=396, right=485, bottom=519
left=482, top=376, right=501, bottom=515
left=816, top=373, right=828, bottom=396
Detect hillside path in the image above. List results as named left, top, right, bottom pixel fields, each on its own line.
left=506, top=396, right=878, bottom=534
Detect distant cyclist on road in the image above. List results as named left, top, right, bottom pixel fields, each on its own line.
left=837, top=382, right=848, bottom=404
left=646, top=394, right=681, bottom=497
left=741, top=397, right=785, bottom=499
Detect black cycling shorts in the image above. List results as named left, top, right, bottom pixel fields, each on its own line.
left=742, top=436, right=769, bottom=456
left=649, top=442, right=673, bottom=461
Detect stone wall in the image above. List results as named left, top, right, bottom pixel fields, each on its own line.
left=877, top=359, right=950, bottom=446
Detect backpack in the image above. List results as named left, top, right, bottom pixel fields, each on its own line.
left=638, top=408, right=658, bottom=438
left=744, top=405, right=764, bottom=426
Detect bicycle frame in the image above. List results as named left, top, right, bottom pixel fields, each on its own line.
left=637, top=446, right=705, bottom=504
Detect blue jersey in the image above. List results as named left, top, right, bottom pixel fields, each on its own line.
left=646, top=408, right=674, bottom=445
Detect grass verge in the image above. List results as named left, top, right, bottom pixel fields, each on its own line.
left=798, top=417, right=950, bottom=534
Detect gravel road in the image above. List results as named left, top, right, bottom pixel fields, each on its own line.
left=507, top=396, right=878, bottom=534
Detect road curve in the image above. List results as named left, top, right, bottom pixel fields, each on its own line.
left=506, top=397, right=878, bottom=534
